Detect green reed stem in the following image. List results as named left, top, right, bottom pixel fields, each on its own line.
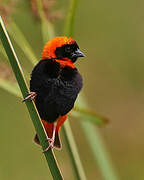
left=62, top=120, right=87, bottom=180
left=0, top=16, right=63, bottom=180
left=78, top=95, right=119, bottom=180
left=82, top=121, right=119, bottom=180
left=64, top=0, right=119, bottom=179
left=36, top=0, right=55, bottom=43
left=64, top=0, right=78, bottom=37
left=8, top=21, right=38, bottom=65
left=0, top=78, right=21, bottom=97
left=62, top=0, right=87, bottom=179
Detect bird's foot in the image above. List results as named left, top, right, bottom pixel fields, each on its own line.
left=45, top=137, right=53, bottom=143
left=43, top=138, right=54, bottom=152
left=22, top=92, right=37, bottom=102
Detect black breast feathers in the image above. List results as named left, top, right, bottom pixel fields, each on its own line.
left=30, top=59, right=83, bottom=123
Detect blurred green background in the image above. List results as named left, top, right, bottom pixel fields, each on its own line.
left=0, top=0, right=143, bottom=179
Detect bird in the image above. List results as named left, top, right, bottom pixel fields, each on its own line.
left=23, top=36, right=85, bottom=152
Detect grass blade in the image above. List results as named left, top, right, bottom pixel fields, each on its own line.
left=0, top=78, right=21, bottom=97
left=64, top=0, right=78, bottom=37
left=78, top=95, right=119, bottom=180
left=8, top=21, right=38, bottom=65
left=82, top=121, right=119, bottom=180
left=0, top=43, right=8, bottom=59
left=72, top=106, right=109, bottom=126
left=0, top=16, right=63, bottom=180
left=36, top=0, right=55, bottom=42
left=62, top=0, right=87, bottom=179
left=62, top=121, right=86, bottom=180
left=64, top=0, right=119, bottom=178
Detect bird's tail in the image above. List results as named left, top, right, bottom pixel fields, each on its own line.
left=54, top=132, right=61, bottom=148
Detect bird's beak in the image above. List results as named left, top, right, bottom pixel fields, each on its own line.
left=72, top=49, right=85, bottom=58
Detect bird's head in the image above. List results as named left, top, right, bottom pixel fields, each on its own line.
left=42, top=36, right=85, bottom=68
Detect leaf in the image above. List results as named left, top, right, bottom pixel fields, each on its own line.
left=8, top=21, right=38, bottom=65
left=36, top=0, right=55, bottom=42
left=64, top=0, right=78, bottom=37
left=0, top=78, right=21, bottom=97
left=71, top=106, right=109, bottom=126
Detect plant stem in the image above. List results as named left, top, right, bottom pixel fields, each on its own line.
left=0, top=43, right=8, bottom=59
left=64, top=0, right=119, bottom=178
left=82, top=122, right=119, bottom=180
left=64, top=0, right=78, bottom=37
left=62, top=120, right=87, bottom=180
left=72, top=106, right=108, bottom=125
left=78, top=95, right=119, bottom=180
left=0, top=16, right=63, bottom=180
left=36, top=0, right=55, bottom=42
left=62, top=0, right=87, bottom=179
left=8, top=21, right=38, bottom=65
left=0, top=78, right=21, bottom=97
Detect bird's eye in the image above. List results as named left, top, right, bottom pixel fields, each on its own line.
left=65, top=46, right=71, bottom=53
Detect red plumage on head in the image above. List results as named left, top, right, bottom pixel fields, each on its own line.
left=42, top=36, right=75, bottom=59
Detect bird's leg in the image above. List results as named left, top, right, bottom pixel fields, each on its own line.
left=43, top=122, right=57, bottom=152
left=22, top=92, right=37, bottom=102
